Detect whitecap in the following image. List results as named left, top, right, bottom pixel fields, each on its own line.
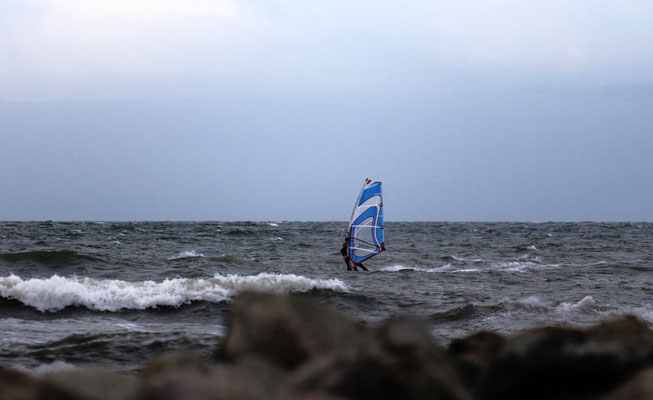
left=380, top=264, right=480, bottom=273
left=491, top=261, right=560, bottom=273
left=421, top=264, right=454, bottom=272
left=380, top=265, right=415, bottom=272
left=516, top=296, right=547, bottom=309
left=556, top=296, right=597, bottom=313
left=168, top=250, right=205, bottom=260
left=491, top=261, right=533, bottom=273
left=0, top=273, right=349, bottom=312
left=209, top=272, right=349, bottom=294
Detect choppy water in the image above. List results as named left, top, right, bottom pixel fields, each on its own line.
left=1, top=221, right=652, bottom=372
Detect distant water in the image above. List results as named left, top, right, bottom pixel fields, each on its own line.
left=1, top=221, right=652, bottom=372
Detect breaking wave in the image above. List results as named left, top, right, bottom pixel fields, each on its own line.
left=0, top=273, right=349, bottom=312
left=515, top=296, right=548, bottom=310
left=379, top=265, right=459, bottom=273
left=379, top=265, right=417, bottom=272
left=168, top=250, right=205, bottom=260
left=556, top=296, right=598, bottom=313
left=379, top=264, right=481, bottom=273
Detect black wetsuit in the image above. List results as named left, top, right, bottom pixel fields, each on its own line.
left=341, top=239, right=368, bottom=271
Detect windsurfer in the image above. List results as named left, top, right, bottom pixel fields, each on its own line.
left=341, top=238, right=368, bottom=271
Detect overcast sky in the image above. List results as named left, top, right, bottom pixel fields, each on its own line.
left=1, top=0, right=652, bottom=221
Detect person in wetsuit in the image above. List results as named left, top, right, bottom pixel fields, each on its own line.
left=341, top=237, right=368, bottom=271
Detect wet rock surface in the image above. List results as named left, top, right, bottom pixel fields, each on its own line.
left=2, top=292, right=653, bottom=400
left=477, top=315, right=653, bottom=400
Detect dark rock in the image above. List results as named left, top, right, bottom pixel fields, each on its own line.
left=0, top=366, right=86, bottom=400
left=42, top=367, right=139, bottom=400
left=598, top=367, right=653, bottom=400
left=479, top=315, right=653, bottom=400
left=221, top=292, right=471, bottom=399
left=0, top=366, right=43, bottom=400
left=221, top=291, right=372, bottom=370
left=140, top=351, right=208, bottom=379
left=139, top=356, right=290, bottom=400
left=291, top=316, right=472, bottom=400
left=448, top=331, right=506, bottom=387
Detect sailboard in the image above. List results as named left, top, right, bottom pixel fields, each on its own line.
left=346, top=178, right=385, bottom=265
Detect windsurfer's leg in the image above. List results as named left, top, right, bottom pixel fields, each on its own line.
left=358, top=263, right=368, bottom=271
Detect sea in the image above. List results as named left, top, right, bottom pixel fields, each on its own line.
left=1, top=221, right=652, bottom=373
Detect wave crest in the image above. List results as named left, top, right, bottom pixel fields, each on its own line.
left=0, top=273, right=349, bottom=312
left=168, top=250, right=205, bottom=260
left=556, top=296, right=597, bottom=313
left=380, top=264, right=480, bottom=273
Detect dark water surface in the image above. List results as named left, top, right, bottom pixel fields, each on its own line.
left=1, top=221, right=651, bottom=371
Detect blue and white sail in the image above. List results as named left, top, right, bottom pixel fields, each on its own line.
left=347, top=179, right=385, bottom=264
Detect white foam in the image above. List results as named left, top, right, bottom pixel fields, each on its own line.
left=380, top=265, right=414, bottom=272
left=448, top=254, right=486, bottom=263
left=380, top=264, right=480, bottom=273
left=208, top=272, right=349, bottom=294
left=0, top=273, right=349, bottom=312
left=495, top=262, right=532, bottom=272
left=556, top=296, right=597, bottom=313
left=384, top=261, right=561, bottom=274
left=449, top=268, right=481, bottom=273
left=168, top=250, right=205, bottom=260
left=516, top=296, right=547, bottom=309
left=424, top=265, right=455, bottom=272
left=380, top=265, right=446, bottom=272
left=491, top=261, right=559, bottom=273
left=268, top=223, right=279, bottom=227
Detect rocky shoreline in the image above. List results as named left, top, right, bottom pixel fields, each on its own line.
left=2, top=291, right=653, bottom=400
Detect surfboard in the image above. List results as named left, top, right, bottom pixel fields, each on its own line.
left=346, top=178, right=385, bottom=265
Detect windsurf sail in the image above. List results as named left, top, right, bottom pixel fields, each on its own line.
left=346, top=178, right=385, bottom=264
